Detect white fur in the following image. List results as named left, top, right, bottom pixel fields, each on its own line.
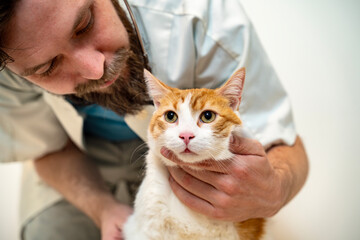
left=123, top=150, right=241, bottom=240
left=157, top=94, right=236, bottom=165
left=123, top=74, right=268, bottom=239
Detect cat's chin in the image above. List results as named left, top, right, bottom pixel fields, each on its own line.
left=161, top=157, right=208, bottom=170
left=176, top=152, right=204, bottom=164
left=161, top=151, right=212, bottom=168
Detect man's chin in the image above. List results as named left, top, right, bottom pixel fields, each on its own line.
left=75, top=86, right=112, bottom=98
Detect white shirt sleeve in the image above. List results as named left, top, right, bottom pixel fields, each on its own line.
left=0, top=69, right=68, bottom=162
left=132, top=0, right=297, bottom=148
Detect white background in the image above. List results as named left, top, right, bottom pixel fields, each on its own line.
left=1, top=0, right=360, bottom=239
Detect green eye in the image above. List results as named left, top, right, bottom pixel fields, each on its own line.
left=164, top=111, right=178, bottom=123
left=200, top=111, right=216, bottom=123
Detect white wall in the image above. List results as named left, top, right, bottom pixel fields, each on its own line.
left=0, top=163, right=22, bottom=240
left=1, top=0, right=359, bottom=239
left=240, top=0, right=360, bottom=239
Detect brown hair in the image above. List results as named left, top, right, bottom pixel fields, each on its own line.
left=0, top=0, right=20, bottom=70
left=66, top=0, right=152, bottom=115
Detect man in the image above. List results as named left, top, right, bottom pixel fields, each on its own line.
left=0, top=0, right=308, bottom=239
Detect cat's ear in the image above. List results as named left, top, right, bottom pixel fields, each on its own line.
left=216, top=68, right=245, bottom=111
left=144, top=69, right=171, bottom=108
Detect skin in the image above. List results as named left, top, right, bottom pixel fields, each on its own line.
left=5, top=0, right=129, bottom=94
left=4, top=0, right=309, bottom=239
left=164, top=136, right=308, bottom=221
left=6, top=0, right=133, bottom=239
left=35, top=140, right=132, bottom=240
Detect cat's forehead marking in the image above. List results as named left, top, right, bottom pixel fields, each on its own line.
left=184, top=93, right=192, bottom=106
left=149, top=87, right=242, bottom=140
left=165, top=91, right=191, bottom=111
left=178, top=93, right=194, bottom=119
left=190, top=91, right=206, bottom=111
left=189, top=89, right=228, bottom=112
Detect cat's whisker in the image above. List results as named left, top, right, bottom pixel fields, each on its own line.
left=131, top=141, right=148, bottom=154
left=227, top=156, right=246, bottom=169
left=207, top=152, right=231, bottom=174
left=134, top=142, right=148, bottom=152
left=138, top=156, right=148, bottom=177
left=207, top=151, right=216, bottom=161
left=217, top=160, right=232, bottom=174
left=205, top=146, right=233, bottom=174
left=129, top=142, right=149, bottom=165
left=132, top=151, right=148, bottom=167
left=125, top=68, right=266, bottom=239
left=210, top=157, right=230, bottom=174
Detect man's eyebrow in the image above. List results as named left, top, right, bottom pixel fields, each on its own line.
left=72, top=0, right=94, bottom=34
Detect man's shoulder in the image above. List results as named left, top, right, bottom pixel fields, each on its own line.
left=0, top=68, right=44, bottom=107
left=129, top=0, right=209, bottom=17
left=0, top=68, right=40, bottom=92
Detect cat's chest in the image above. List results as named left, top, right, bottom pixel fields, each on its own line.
left=133, top=152, right=239, bottom=240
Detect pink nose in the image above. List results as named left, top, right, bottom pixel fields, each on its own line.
left=179, top=132, right=195, bottom=145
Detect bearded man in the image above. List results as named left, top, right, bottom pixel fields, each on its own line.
left=0, top=1, right=308, bottom=239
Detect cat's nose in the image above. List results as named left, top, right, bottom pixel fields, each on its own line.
left=179, top=132, right=195, bottom=145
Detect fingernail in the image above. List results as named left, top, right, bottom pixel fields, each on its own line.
left=161, top=147, right=169, bottom=157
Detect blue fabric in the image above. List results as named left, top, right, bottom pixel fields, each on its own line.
left=73, top=104, right=139, bottom=141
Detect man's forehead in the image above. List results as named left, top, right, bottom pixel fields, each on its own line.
left=6, top=0, right=90, bottom=67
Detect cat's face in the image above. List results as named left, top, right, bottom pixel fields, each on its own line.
left=145, top=68, right=245, bottom=165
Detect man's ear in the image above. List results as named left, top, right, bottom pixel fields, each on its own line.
left=215, top=68, right=245, bottom=111
left=144, top=69, right=171, bottom=108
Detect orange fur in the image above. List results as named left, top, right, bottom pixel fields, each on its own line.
left=149, top=87, right=242, bottom=140
left=146, top=68, right=266, bottom=240
left=235, top=218, right=266, bottom=240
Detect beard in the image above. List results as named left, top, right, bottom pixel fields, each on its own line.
left=68, top=1, right=151, bottom=116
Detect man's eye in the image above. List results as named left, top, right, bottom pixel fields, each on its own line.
left=75, top=10, right=94, bottom=36
left=39, top=59, right=57, bottom=77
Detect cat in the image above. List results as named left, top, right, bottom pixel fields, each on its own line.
left=123, top=68, right=269, bottom=240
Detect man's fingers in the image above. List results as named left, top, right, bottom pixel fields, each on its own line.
left=160, top=147, right=179, bottom=163
left=161, top=147, right=235, bottom=173
left=182, top=167, right=242, bottom=196
left=168, top=169, right=219, bottom=218
left=168, top=167, right=219, bottom=202
left=229, top=135, right=265, bottom=156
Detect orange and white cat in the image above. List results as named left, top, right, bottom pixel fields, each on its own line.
left=123, top=68, right=270, bottom=240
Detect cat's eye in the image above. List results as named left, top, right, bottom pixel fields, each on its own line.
left=164, top=111, right=178, bottom=123
left=200, top=111, right=216, bottom=123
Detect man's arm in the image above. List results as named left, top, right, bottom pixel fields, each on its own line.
left=267, top=136, right=309, bottom=206
left=164, top=135, right=308, bottom=221
left=34, top=139, right=132, bottom=240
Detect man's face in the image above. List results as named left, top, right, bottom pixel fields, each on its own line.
left=4, top=0, right=150, bottom=115
left=5, top=0, right=130, bottom=94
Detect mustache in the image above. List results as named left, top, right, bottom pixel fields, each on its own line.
left=75, top=48, right=130, bottom=95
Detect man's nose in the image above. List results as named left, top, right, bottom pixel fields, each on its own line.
left=72, top=47, right=105, bottom=80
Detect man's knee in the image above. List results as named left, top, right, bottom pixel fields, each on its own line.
left=22, top=200, right=100, bottom=240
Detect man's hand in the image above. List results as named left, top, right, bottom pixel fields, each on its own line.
left=34, top=140, right=134, bottom=240
left=100, top=200, right=133, bottom=240
left=162, top=135, right=308, bottom=222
